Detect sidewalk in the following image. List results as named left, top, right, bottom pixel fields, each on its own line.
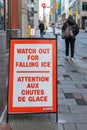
left=58, top=31, right=87, bottom=130
left=0, top=31, right=9, bottom=124
left=0, top=124, right=11, bottom=130
left=35, top=28, right=87, bottom=130
left=0, top=28, right=87, bottom=130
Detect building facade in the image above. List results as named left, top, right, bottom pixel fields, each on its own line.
left=0, top=0, right=39, bottom=50
left=61, top=0, right=70, bottom=22
left=50, top=0, right=56, bottom=23
left=69, top=0, right=87, bottom=29
left=34, top=0, right=39, bottom=28
left=27, top=0, right=39, bottom=29
left=57, top=0, right=61, bottom=15
left=0, top=0, right=4, bottom=30
left=3, top=0, right=39, bottom=35
left=56, top=0, right=62, bottom=24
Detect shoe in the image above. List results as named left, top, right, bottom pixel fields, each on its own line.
left=65, top=56, right=69, bottom=60
left=70, top=58, right=74, bottom=61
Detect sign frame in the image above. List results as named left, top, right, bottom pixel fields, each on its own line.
left=8, top=38, right=57, bottom=118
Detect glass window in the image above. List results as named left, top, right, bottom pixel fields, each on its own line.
left=82, top=2, right=87, bottom=11
left=0, top=0, right=4, bottom=30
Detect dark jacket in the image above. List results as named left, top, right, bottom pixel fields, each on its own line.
left=39, top=22, right=45, bottom=32
left=62, top=16, right=79, bottom=39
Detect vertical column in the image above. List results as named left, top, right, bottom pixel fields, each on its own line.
left=8, top=0, right=10, bottom=29
left=12, top=0, right=18, bottom=29
left=21, top=0, right=28, bottom=37
left=8, top=0, right=19, bottom=37
left=8, top=0, right=18, bottom=29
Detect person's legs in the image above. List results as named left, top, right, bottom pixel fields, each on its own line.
left=40, top=30, right=43, bottom=38
left=65, top=39, right=69, bottom=57
left=70, top=39, right=75, bottom=58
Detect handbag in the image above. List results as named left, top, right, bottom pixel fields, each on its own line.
left=62, top=23, right=74, bottom=39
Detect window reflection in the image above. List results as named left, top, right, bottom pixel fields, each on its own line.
left=0, top=0, right=4, bottom=30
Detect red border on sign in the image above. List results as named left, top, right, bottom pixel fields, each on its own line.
left=8, top=39, right=57, bottom=114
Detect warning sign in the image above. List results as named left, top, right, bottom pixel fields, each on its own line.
left=8, top=39, right=57, bottom=114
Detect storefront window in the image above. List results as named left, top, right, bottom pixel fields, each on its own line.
left=82, top=2, right=87, bottom=11
left=0, top=0, right=4, bottom=30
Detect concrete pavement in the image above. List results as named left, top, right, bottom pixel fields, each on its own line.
left=0, top=31, right=9, bottom=122
left=0, top=27, right=87, bottom=130
left=58, top=28, right=87, bottom=130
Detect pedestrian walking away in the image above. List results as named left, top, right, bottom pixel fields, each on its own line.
left=62, top=15, right=79, bottom=61
left=39, top=21, right=45, bottom=38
